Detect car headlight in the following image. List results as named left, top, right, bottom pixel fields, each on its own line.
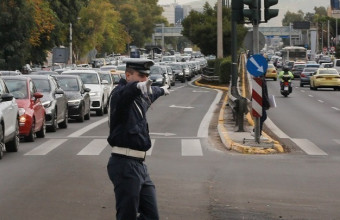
left=179, top=72, right=183, bottom=75
left=68, top=99, right=81, bottom=105
left=156, top=78, right=163, bottom=82
left=18, top=108, right=25, bottom=116
left=90, top=91, right=100, bottom=96
left=43, top=101, right=52, bottom=108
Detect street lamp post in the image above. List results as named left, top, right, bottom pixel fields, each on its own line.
left=69, top=23, right=72, bottom=64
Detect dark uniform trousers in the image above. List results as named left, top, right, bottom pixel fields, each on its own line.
left=107, top=154, right=159, bottom=220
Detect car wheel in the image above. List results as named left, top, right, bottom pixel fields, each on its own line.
left=58, top=110, right=68, bottom=129
left=181, top=78, right=185, bottom=83
left=96, top=104, right=104, bottom=116
left=25, top=119, right=36, bottom=142
left=77, top=106, right=85, bottom=122
left=300, top=83, right=303, bottom=87
left=48, top=111, right=58, bottom=132
left=36, top=119, right=46, bottom=138
left=0, top=125, right=4, bottom=159
left=84, top=106, right=91, bottom=120
left=6, top=120, right=19, bottom=152
left=273, top=78, right=277, bottom=81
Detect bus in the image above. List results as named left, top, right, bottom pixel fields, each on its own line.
left=281, top=46, right=307, bottom=64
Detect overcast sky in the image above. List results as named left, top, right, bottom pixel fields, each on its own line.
left=158, top=0, right=330, bottom=26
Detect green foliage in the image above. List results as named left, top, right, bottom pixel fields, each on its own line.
left=182, top=3, right=247, bottom=56
left=205, top=57, right=232, bottom=84
left=0, top=0, right=35, bottom=70
left=281, top=10, right=304, bottom=26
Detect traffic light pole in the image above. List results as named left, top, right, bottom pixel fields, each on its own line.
left=253, top=0, right=261, bottom=144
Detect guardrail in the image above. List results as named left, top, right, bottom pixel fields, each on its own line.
left=201, top=67, right=219, bottom=82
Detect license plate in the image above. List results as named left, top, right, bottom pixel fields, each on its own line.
left=325, top=77, right=332, bottom=80
left=284, top=87, right=289, bottom=91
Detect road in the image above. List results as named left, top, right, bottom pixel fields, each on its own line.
left=0, top=79, right=340, bottom=220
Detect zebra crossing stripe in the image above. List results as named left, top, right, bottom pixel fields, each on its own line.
left=77, top=139, right=108, bottom=155
left=25, top=139, right=68, bottom=155
left=146, top=139, right=155, bottom=156
left=181, top=139, right=203, bottom=156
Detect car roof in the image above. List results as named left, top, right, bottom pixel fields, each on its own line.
left=22, top=75, right=51, bottom=79
left=1, top=76, right=28, bottom=81
left=62, top=70, right=98, bottom=74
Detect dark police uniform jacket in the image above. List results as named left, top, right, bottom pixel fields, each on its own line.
left=107, top=78, right=164, bottom=151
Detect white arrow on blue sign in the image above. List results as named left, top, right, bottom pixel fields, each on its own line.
left=246, top=54, right=268, bottom=77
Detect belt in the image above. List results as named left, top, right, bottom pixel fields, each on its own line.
left=111, top=146, right=146, bottom=159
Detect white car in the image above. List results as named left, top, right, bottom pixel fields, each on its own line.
left=61, top=70, right=109, bottom=116
left=0, top=77, right=20, bottom=159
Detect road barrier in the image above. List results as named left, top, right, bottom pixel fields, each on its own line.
left=201, top=67, right=219, bottom=82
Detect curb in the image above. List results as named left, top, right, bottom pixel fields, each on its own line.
left=194, top=79, right=284, bottom=154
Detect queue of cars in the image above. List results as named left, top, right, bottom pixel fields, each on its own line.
left=265, top=60, right=340, bottom=91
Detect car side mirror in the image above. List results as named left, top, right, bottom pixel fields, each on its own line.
left=1, top=93, right=14, bottom=102
left=84, top=88, right=91, bottom=93
left=33, top=92, right=43, bottom=99
left=55, top=88, right=64, bottom=95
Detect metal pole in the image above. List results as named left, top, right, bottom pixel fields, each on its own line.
left=337, top=19, right=338, bottom=45
left=69, top=23, right=72, bottom=64
left=328, top=20, right=330, bottom=55
left=321, top=23, right=324, bottom=52
left=253, top=0, right=260, bottom=144
left=289, top=23, right=292, bottom=46
left=161, top=23, right=165, bottom=55
left=217, top=0, right=223, bottom=58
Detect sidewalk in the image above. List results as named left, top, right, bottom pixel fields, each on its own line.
left=194, top=79, right=285, bottom=154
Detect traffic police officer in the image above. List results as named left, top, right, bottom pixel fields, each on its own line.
left=107, top=58, right=169, bottom=220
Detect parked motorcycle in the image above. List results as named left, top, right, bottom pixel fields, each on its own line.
left=280, top=75, right=292, bottom=97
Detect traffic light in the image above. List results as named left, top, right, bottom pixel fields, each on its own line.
left=231, top=0, right=244, bottom=23
left=264, top=0, right=279, bottom=22
left=243, top=0, right=261, bottom=24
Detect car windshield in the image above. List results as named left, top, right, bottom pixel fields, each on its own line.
left=150, top=66, right=162, bottom=75
left=117, top=65, right=126, bottom=71
left=303, top=68, right=318, bottom=72
left=163, top=57, right=175, bottom=62
left=32, top=79, right=51, bottom=92
left=4, top=79, right=28, bottom=99
left=100, top=74, right=112, bottom=83
left=67, top=73, right=99, bottom=84
left=100, top=66, right=117, bottom=71
left=170, top=64, right=182, bottom=70
left=294, top=65, right=305, bottom=69
left=57, top=78, right=79, bottom=91
left=319, top=69, right=338, bottom=75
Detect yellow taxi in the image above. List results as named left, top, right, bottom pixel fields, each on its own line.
left=265, top=64, right=278, bottom=81
left=310, top=68, right=340, bottom=91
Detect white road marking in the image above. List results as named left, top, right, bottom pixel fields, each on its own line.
left=291, top=139, right=328, bottom=156
left=308, top=95, right=314, bottom=97
left=68, top=117, right=108, bottom=137
left=334, top=139, right=340, bottom=145
left=149, top=132, right=176, bottom=136
left=193, top=90, right=210, bottom=93
left=77, top=139, right=108, bottom=155
left=146, top=139, right=155, bottom=156
left=318, top=100, right=324, bottom=103
left=197, top=90, right=222, bottom=137
left=25, top=139, right=68, bottom=155
left=169, top=105, right=194, bottom=109
left=181, top=139, right=203, bottom=156
left=301, top=90, right=305, bottom=93
left=331, top=107, right=340, bottom=111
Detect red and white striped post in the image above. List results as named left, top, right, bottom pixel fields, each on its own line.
left=252, top=77, right=262, bottom=143
left=252, top=77, right=262, bottom=117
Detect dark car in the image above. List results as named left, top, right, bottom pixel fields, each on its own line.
left=149, top=66, right=168, bottom=87
left=299, top=67, right=318, bottom=87
left=27, top=75, right=68, bottom=131
left=291, top=64, right=306, bottom=78
left=54, top=75, right=91, bottom=122
left=169, top=63, right=185, bottom=83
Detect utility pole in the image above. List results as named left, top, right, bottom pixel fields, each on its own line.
left=69, top=23, right=72, bottom=64
left=217, top=0, right=223, bottom=58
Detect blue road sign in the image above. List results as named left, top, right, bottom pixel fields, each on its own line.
left=246, top=54, right=268, bottom=77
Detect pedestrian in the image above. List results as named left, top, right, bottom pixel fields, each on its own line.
left=107, top=58, right=169, bottom=220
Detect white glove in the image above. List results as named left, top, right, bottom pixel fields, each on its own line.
left=137, top=80, right=153, bottom=96
left=161, top=86, right=170, bottom=96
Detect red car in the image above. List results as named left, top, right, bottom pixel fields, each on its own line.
left=2, top=76, right=46, bottom=142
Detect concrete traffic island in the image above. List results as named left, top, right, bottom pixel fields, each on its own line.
left=195, top=79, right=285, bottom=154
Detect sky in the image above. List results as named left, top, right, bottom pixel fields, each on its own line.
left=158, top=0, right=330, bottom=26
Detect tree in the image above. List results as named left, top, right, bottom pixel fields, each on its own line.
left=181, top=3, right=247, bottom=56
left=73, top=0, right=131, bottom=60
left=282, top=10, right=304, bottom=26
left=0, top=0, right=35, bottom=70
